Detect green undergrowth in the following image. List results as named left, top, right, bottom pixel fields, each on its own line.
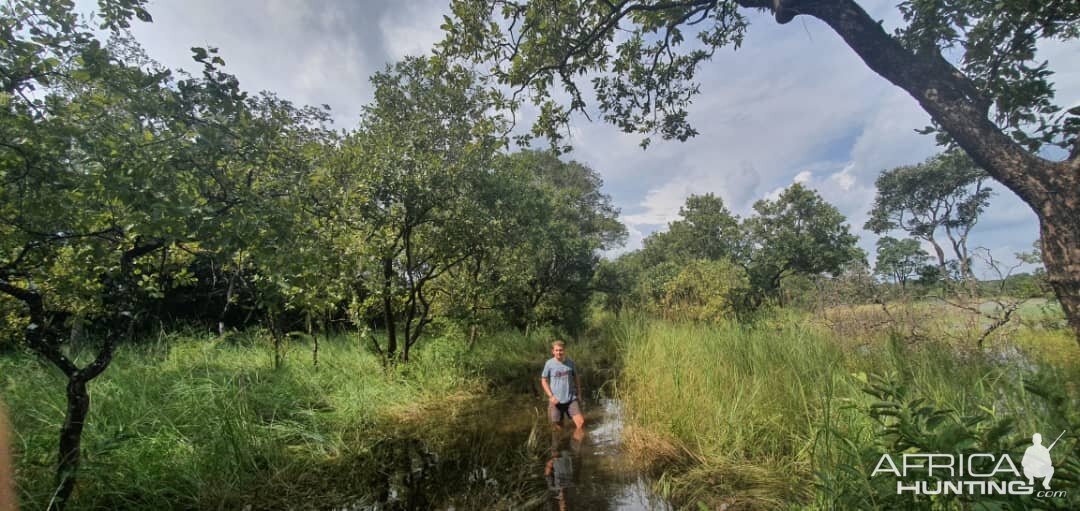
left=612, top=312, right=1080, bottom=509
left=0, top=326, right=590, bottom=510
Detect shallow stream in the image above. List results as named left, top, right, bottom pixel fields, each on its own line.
left=347, top=393, right=672, bottom=510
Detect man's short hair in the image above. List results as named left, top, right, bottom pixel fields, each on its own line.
left=552, top=340, right=565, bottom=349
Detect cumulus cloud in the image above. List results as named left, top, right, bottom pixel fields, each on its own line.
left=128, top=0, right=448, bottom=127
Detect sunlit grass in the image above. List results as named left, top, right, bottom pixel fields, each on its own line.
left=0, top=327, right=543, bottom=509
left=614, top=311, right=1080, bottom=509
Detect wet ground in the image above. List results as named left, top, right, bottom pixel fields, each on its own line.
left=347, top=394, right=672, bottom=511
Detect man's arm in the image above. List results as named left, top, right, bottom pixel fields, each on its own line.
left=541, top=377, right=558, bottom=404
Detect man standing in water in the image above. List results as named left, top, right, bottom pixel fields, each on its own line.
left=541, top=340, right=584, bottom=430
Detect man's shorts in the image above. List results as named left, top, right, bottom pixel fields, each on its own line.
left=548, top=400, right=582, bottom=423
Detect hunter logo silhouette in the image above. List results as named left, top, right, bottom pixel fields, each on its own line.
left=1022, top=431, right=1065, bottom=490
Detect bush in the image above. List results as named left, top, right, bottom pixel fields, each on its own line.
left=660, top=259, right=750, bottom=321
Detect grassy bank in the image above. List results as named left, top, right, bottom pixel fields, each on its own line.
left=609, top=311, right=1080, bottom=509
left=0, top=326, right=608, bottom=509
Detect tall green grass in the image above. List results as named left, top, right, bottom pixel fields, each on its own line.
left=0, top=326, right=560, bottom=509
left=613, top=311, right=1080, bottom=509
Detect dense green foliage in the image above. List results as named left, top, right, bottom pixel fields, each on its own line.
left=874, top=236, right=931, bottom=288
left=603, top=185, right=864, bottom=316
left=0, top=2, right=625, bottom=505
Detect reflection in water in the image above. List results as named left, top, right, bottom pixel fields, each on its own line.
left=344, top=397, right=669, bottom=511
left=545, top=428, right=584, bottom=510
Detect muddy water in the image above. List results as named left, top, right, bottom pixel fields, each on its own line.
left=348, top=394, right=671, bottom=510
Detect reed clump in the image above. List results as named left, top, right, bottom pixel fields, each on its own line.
left=614, top=311, right=1080, bottom=509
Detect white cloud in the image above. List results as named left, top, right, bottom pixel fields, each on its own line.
left=379, top=2, right=445, bottom=60
left=829, top=166, right=856, bottom=191
left=622, top=179, right=699, bottom=226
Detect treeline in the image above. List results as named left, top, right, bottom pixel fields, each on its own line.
left=0, top=8, right=625, bottom=358
left=594, top=150, right=1050, bottom=321
left=0, top=3, right=623, bottom=505
left=594, top=185, right=865, bottom=320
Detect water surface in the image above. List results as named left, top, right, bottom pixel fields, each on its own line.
left=346, top=395, right=671, bottom=510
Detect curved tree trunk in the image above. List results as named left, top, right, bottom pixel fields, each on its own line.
left=1041, top=201, right=1080, bottom=340
left=925, top=236, right=948, bottom=282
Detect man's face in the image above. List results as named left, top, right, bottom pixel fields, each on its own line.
left=552, top=344, right=565, bottom=361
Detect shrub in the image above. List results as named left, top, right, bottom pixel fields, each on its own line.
left=660, top=259, right=750, bottom=321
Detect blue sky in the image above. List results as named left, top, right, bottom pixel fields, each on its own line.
left=115, top=0, right=1078, bottom=276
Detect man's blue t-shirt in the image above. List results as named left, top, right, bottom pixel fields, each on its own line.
left=542, top=357, right=577, bottom=404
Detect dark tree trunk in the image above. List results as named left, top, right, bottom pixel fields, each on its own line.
left=0, top=283, right=115, bottom=510
left=266, top=313, right=283, bottom=368
left=382, top=256, right=397, bottom=359
left=1041, top=200, right=1080, bottom=341
left=0, top=240, right=157, bottom=509
left=54, top=377, right=90, bottom=510
left=308, top=314, right=318, bottom=369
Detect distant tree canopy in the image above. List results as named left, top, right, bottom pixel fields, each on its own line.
left=866, top=150, right=993, bottom=286
left=608, top=184, right=863, bottom=315
left=640, top=193, right=743, bottom=265
left=874, top=236, right=931, bottom=288
left=438, top=0, right=1080, bottom=341
left=746, top=183, right=865, bottom=297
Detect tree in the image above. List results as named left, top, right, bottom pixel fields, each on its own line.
left=745, top=184, right=864, bottom=299
left=865, top=150, right=993, bottom=287
left=438, top=0, right=1080, bottom=341
left=626, top=187, right=859, bottom=307
left=0, top=9, right=192, bottom=502
left=0, top=2, right=332, bottom=504
left=660, top=258, right=749, bottom=321
left=874, top=236, right=931, bottom=288
left=332, top=57, right=507, bottom=363
left=494, top=151, right=626, bottom=332
left=640, top=193, right=743, bottom=264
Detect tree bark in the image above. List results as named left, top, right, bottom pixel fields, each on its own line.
left=382, top=256, right=397, bottom=360
left=54, top=377, right=90, bottom=510
left=266, top=312, right=283, bottom=368
left=307, top=313, right=318, bottom=369
left=1041, top=199, right=1080, bottom=341
left=925, top=236, right=947, bottom=278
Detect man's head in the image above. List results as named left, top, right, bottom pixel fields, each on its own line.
left=1033, top=433, right=1043, bottom=445
left=552, top=340, right=566, bottom=361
